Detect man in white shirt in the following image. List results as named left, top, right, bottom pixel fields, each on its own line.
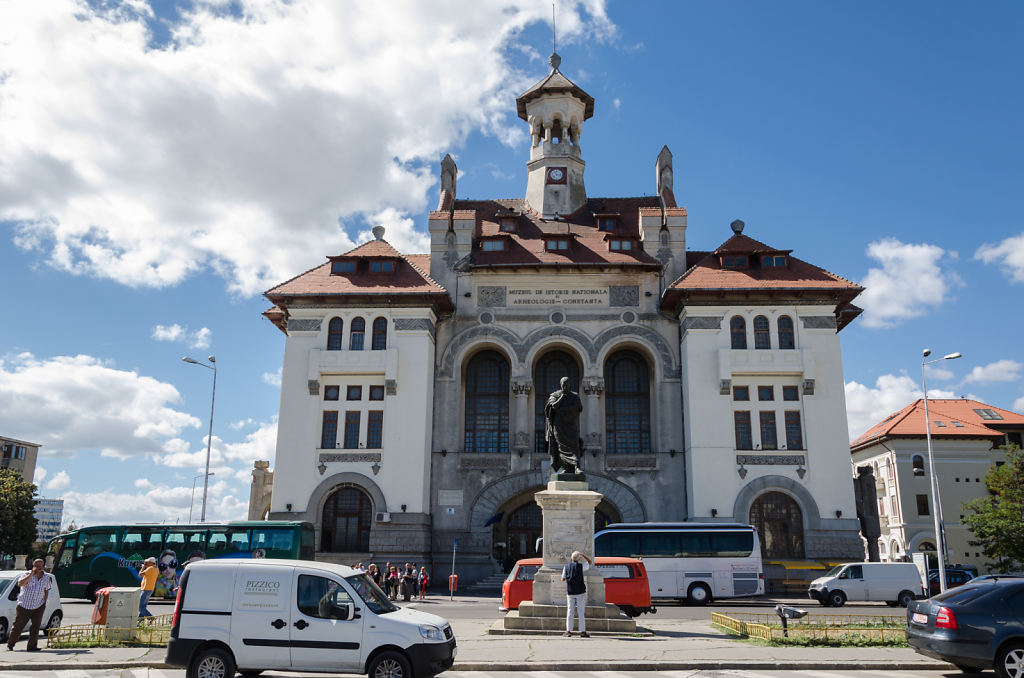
left=6, top=559, right=52, bottom=652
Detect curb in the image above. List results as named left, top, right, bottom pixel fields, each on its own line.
left=0, top=660, right=954, bottom=672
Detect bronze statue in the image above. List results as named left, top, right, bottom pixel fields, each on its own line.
left=544, top=376, right=583, bottom=474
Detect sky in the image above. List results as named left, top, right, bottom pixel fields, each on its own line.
left=1, top=0, right=1022, bottom=528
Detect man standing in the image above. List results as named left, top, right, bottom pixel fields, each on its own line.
left=138, top=557, right=158, bottom=618
left=560, top=550, right=592, bottom=637
left=6, top=558, right=52, bottom=651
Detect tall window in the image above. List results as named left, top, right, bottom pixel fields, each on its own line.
left=464, top=350, right=510, bottom=453
left=321, top=486, right=371, bottom=552
left=912, top=455, right=925, bottom=476
left=535, top=351, right=581, bottom=455
left=916, top=494, right=930, bottom=516
left=367, top=411, right=383, bottom=449
left=778, top=315, right=795, bottom=349
left=350, top=317, right=365, bottom=350
left=759, top=411, right=777, bottom=449
left=749, top=491, right=804, bottom=559
left=344, top=411, right=360, bottom=449
left=784, top=411, right=803, bottom=450
left=371, top=317, right=387, bottom=350
left=753, top=315, right=771, bottom=349
left=730, top=316, right=747, bottom=349
left=321, top=411, right=338, bottom=449
left=604, top=350, right=651, bottom=455
left=327, top=317, right=343, bottom=351
left=734, top=411, right=752, bottom=450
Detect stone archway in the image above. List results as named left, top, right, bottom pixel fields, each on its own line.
left=305, top=472, right=387, bottom=552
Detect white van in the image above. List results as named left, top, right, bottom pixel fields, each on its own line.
left=808, top=562, right=926, bottom=607
left=166, top=559, right=455, bottom=678
left=0, top=571, right=63, bottom=644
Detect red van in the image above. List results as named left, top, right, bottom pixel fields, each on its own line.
left=500, top=556, right=654, bottom=617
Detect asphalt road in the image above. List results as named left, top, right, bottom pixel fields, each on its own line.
left=0, top=670, right=974, bottom=678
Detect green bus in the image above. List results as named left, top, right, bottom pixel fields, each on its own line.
left=46, top=521, right=315, bottom=600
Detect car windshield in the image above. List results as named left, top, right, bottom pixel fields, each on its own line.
left=931, top=582, right=992, bottom=605
left=345, top=573, right=398, bottom=615
left=825, top=565, right=846, bottom=577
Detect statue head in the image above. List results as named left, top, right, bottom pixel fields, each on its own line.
left=560, top=376, right=570, bottom=391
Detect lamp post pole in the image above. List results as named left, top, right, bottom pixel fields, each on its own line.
left=189, top=472, right=214, bottom=523
left=183, top=355, right=217, bottom=522
left=921, top=348, right=961, bottom=594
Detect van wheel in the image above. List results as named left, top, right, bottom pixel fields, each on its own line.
left=827, top=590, right=846, bottom=607
left=687, top=583, right=712, bottom=606
left=188, top=646, right=236, bottom=678
left=46, top=610, right=63, bottom=630
left=996, top=641, right=1024, bottom=678
left=897, top=590, right=916, bottom=608
left=0, top=618, right=8, bottom=644
left=369, top=650, right=412, bottom=678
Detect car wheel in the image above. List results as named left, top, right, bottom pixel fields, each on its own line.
left=369, top=650, right=412, bottom=678
left=687, top=583, right=712, bottom=606
left=997, top=642, right=1024, bottom=678
left=0, top=617, right=8, bottom=644
left=827, top=590, right=846, bottom=607
left=46, top=610, right=63, bottom=630
left=188, top=646, right=236, bottom=678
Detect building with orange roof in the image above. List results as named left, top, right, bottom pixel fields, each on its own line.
left=850, top=398, right=1024, bottom=573
left=258, top=51, right=875, bottom=586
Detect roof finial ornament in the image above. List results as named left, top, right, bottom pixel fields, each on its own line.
left=372, top=225, right=385, bottom=240
left=730, top=219, right=745, bottom=235
left=549, top=2, right=560, bottom=71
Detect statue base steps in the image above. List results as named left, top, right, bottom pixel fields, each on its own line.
left=490, top=601, right=638, bottom=634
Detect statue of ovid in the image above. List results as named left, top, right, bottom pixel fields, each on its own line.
left=544, top=376, right=584, bottom=475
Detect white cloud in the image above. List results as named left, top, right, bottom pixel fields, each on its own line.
left=963, top=359, right=1023, bottom=385
left=45, top=469, right=71, bottom=491
left=845, top=373, right=955, bottom=441
left=151, top=324, right=212, bottom=349
left=159, top=419, right=277, bottom=470
left=975, top=232, right=1024, bottom=283
left=924, top=365, right=955, bottom=381
left=261, top=368, right=282, bottom=387
left=230, top=418, right=257, bottom=431
left=33, top=466, right=47, bottom=485
left=0, top=352, right=200, bottom=458
left=612, top=97, right=621, bottom=109
left=60, top=479, right=248, bottom=526
left=0, top=1, right=613, bottom=297
left=857, top=239, right=962, bottom=328
left=1014, top=396, right=1024, bottom=413
left=134, top=478, right=153, bottom=489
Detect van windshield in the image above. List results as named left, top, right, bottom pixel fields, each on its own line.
left=346, top=573, right=398, bottom=614
left=825, top=565, right=846, bottom=577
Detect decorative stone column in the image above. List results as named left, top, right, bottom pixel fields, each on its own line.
left=531, top=477, right=605, bottom=607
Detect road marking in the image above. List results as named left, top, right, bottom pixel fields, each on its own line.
left=656, top=671, right=700, bottom=678
left=592, top=671, right=642, bottom=678
left=526, top=672, right=567, bottom=678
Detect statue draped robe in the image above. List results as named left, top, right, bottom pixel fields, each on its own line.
left=544, top=387, right=583, bottom=473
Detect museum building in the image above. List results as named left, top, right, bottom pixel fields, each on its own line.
left=259, top=53, right=869, bottom=583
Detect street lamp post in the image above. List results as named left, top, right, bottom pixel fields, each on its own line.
left=183, top=355, right=217, bottom=522
left=189, top=472, right=214, bottom=523
left=921, top=348, right=962, bottom=594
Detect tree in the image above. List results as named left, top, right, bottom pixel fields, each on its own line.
left=0, top=469, right=39, bottom=557
left=963, top=445, right=1024, bottom=573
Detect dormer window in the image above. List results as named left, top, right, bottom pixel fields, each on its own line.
left=545, top=239, right=570, bottom=251
left=370, top=260, right=395, bottom=273
left=608, top=239, right=633, bottom=251
left=722, top=255, right=748, bottom=268
left=331, top=260, right=356, bottom=274
left=599, top=217, right=616, bottom=232
left=499, top=218, right=517, bottom=233
left=761, top=255, right=787, bottom=267
left=481, top=240, right=506, bottom=252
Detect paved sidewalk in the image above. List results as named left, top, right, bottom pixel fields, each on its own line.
left=0, top=606, right=951, bottom=672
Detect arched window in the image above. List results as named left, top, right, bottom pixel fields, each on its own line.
left=749, top=491, right=805, bottom=559
left=371, top=317, right=387, bottom=350
left=777, top=315, right=795, bottom=349
left=534, top=350, right=581, bottom=455
left=327, top=317, right=343, bottom=351
left=912, top=455, right=925, bottom=476
left=350, top=317, right=365, bottom=350
left=730, top=316, right=747, bottom=349
left=321, top=486, right=371, bottom=552
left=464, top=350, right=510, bottom=454
left=753, top=315, right=771, bottom=349
left=604, top=350, right=651, bottom=455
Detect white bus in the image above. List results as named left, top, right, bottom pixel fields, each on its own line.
left=594, top=522, right=764, bottom=605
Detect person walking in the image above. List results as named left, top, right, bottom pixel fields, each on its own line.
left=138, top=557, right=159, bottom=618
left=387, top=567, right=399, bottom=600
left=561, top=550, right=592, bottom=638
left=6, top=558, right=52, bottom=651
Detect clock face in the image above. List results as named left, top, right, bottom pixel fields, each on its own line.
left=547, top=167, right=567, bottom=184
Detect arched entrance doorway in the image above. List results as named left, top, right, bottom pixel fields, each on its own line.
left=534, top=350, right=581, bottom=455
left=497, top=497, right=620, bottom=570
left=321, top=486, right=372, bottom=552
left=749, top=491, right=805, bottom=559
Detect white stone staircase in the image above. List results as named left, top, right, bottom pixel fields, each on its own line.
left=462, top=573, right=507, bottom=595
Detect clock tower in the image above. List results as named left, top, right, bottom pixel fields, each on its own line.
left=517, top=53, right=594, bottom=219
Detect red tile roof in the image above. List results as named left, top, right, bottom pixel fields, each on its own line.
left=516, top=67, right=594, bottom=121
left=452, top=197, right=664, bottom=269
left=851, top=398, right=1024, bottom=451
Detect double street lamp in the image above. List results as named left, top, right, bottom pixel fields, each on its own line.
left=921, top=348, right=961, bottom=594
left=183, top=355, right=217, bottom=523
left=189, top=472, right=214, bottom=523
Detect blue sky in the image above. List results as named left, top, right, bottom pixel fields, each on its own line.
left=1, top=0, right=1021, bottom=527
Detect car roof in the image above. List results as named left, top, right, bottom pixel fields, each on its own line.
left=514, top=557, right=642, bottom=566
left=187, top=558, right=359, bottom=577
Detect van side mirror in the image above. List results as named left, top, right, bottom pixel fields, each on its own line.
left=341, top=602, right=355, bottom=620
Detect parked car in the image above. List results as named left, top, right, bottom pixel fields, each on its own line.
left=166, top=559, right=455, bottom=678
left=808, top=562, right=925, bottom=607
left=501, top=557, right=654, bottom=617
left=906, top=576, right=1024, bottom=677
left=0, top=571, right=64, bottom=644
left=927, top=568, right=975, bottom=596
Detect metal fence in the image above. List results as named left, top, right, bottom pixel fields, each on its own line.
left=711, top=611, right=906, bottom=644
left=47, top=620, right=171, bottom=648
